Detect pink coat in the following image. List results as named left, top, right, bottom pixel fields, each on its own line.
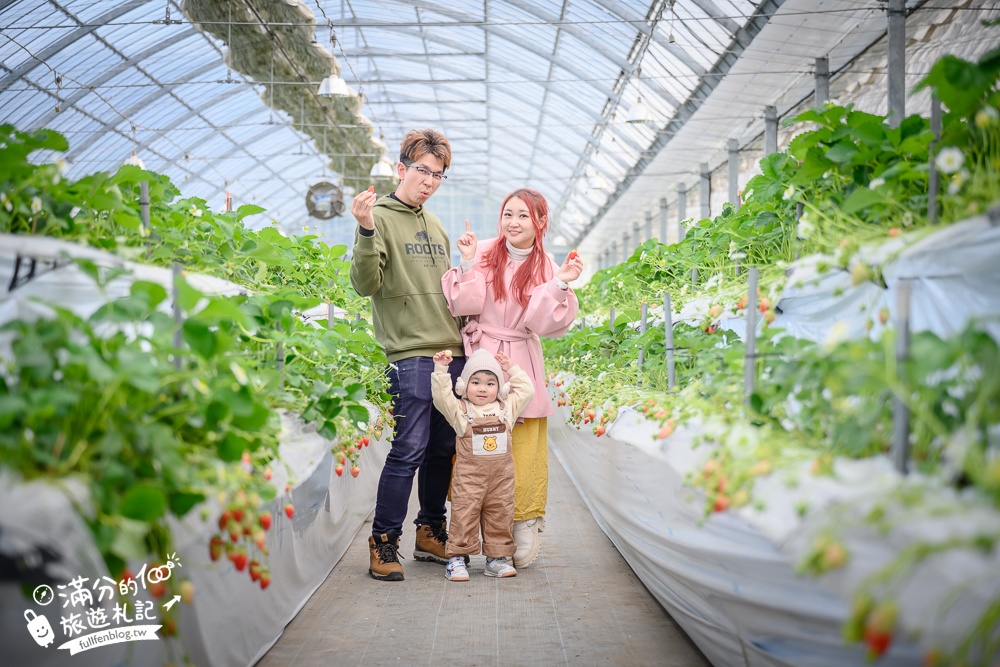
left=441, top=238, right=579, bottom=419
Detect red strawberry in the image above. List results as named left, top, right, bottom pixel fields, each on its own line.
left=217, top=509, right=231, bottom=531
left=863, top=602, right=897, bottom=659
left=350, top=466, right=360, bottom=478
left=264, top=467, right=272, bottom=481
left=241, top=451, right=251, bottom=465
left=367, top=186, right=375, bottom=193
left=285, top=503, right=294, bottom=520
left=759, top=297, right=772, bottom=313
left=713, top=494, right=730, bottom=512
left=232, top=550, right=248, bottom=572
left=259, top=511, right=272, bottom=531
left=656, top=420, right=675, bottom=439
left=362, top=436, right=370, bottom=447
left=259, top=570, right=271, bottom=590
left=249, top=559, right=261, bottom=582
left=736, top=295, right=747, bottom=310
left=149, top=580, right=166, bottom=598
left=567, top=249, right=579, bottom=260
left=335, top=464, right=344, bottom=477
left=209, top=536, right=224, bottom=562
left=594, top=425, right=606, bottom=437
left=233, top=508, right=244, bottom=522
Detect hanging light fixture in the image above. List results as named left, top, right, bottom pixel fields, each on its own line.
left=668, top=0, right=677, bottom=43
left=626, top=67, right=655, bottom=124
left=370, top=157, right=395, bottom=178
left=588, top=170, right=609, bottom=191
left=124, top=150, right=146, bottom=169
left=123, top=122, right=145, bottom=168
left=317, top=26, right=354, bottom=97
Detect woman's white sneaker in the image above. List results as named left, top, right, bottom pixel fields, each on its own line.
left=513, top=519, right=541, bottom=568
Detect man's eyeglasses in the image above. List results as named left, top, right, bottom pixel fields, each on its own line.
left=404, top=164, right=448, bottom=181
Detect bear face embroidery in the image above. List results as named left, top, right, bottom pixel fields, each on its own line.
left=483, top=435, right=498, bottom=451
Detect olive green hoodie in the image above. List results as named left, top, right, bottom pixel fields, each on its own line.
left=350, top=195, right=463, bottom=362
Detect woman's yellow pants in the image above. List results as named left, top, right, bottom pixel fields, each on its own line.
left=511, top=417, right=548, bottom=522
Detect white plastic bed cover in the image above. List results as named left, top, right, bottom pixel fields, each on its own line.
left=0, top=234, right=385, bottom=666
left=546, top=211, right=1000, bottom=666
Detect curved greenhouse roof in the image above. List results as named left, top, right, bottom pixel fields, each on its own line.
left=1, top=0, right=997, bottom=258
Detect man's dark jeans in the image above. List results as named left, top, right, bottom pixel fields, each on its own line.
left=373, top=355, right=466, bottom=538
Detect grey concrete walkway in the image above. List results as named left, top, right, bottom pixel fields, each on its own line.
left=258, top=455, right=710, bottom=667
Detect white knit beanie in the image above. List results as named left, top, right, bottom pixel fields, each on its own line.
left=455, top=349, right=510, bottom=399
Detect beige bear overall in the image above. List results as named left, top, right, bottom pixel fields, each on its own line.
left=445, top=402, right=516, bottom=558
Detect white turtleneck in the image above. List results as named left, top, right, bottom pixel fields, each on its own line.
left=460, top=240, right=568, bottom=289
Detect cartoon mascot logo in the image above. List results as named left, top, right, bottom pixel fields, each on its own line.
left=482, top=435, right=498, bottom=451
left=414, top=231, right=429, bottom=242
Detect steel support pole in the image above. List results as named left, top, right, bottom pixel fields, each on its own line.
left=764, top=105, right=778, bottom=156
left=815, top=57, right=830, bottom=106
left=172, top=263, right=183, bottom=370
left=728, top=138, right=740, bottom=209
left=677, top=183, right=687, bottom=243
left=928, top=96, right=942, bottom=224
left=645, top=211, right=653, bottom=244
left=664, top=293, right=676, bottom=391
left=887, top=0, right=906, bottom=127
left=659, top=198, right=668, bottom=243
left=744, top=268, right=759, bottom=409
left=140, top=180, right=150, bottom=259
left=637, top=299, right=647, bottom=382
left=892, top=279, right=912, bottom=473
left=700, top=163, right=711, bottom=220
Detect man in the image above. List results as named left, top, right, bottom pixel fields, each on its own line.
left=350, top=129, right=466, bottom=581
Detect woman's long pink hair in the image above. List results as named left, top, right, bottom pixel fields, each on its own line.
left=481, top=188, right=552, bottom=307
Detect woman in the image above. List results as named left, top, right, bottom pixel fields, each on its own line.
left=441, top=188, right=583, bottom=567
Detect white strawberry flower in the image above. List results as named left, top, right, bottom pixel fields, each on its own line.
left=947, top=169, right=969, bottom=195
left=869, top=177, right=885, bottom=189
left=935, top=147, right=964, bottom=175
left=974, top=106, right=998, bottom=129
left=782, top=185, right=796, bottom=201
left=796, top=213, right=814, bottom=239
left=230, top=361, right=249, bottom=386
left=189, top=205, right=202, bottom=217
left=31, top=196, right=42, bottom=214
left=0, top=192, right=11, bottom=212
left=822, top=320, right=850, bottom=351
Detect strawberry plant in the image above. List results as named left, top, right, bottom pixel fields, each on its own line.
left=0, top=125, right=392, bottom=597
left=544, top=39, right=1000, bottom=666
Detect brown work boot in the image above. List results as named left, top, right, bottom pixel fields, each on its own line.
left=368, top=530, right=404, bottom=581
left=413, top=521, right=449, bottom=564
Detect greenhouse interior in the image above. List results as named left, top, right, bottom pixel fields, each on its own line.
left=2, top=0, right=1000, bottom=665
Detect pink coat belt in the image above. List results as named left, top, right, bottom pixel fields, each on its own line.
left=462, top=320, right=536, bottom=351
